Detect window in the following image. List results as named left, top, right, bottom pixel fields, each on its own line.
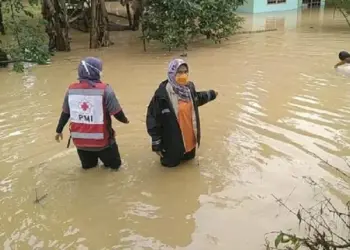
left=267, top=0, right=287, bottom=4
left=302, top=0, right=321, bottom=8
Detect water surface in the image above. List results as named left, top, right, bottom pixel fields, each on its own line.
left=1, top=6, right=350, bottom=250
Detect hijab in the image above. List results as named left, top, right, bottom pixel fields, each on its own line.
left=167, top=58, right=191, bottom=101
left=78, top=57, right=102, bottom=85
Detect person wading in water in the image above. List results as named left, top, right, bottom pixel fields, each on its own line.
left=334, top=51, right=350, bottom=68
left=146, top=58, right=218, bottom=167
left=55, top=57, right=129, bottom=170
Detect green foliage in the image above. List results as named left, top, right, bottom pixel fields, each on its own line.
left=265, top=232, right=302, bottom=250
left=0, top=0, right=50, bottom=72
left=328, top=0, right=350, bottom=27
left=328, top=0, right=350, bottom=11
left=266, top=178, right=350, bottom=250
left=197, top=0, right=244, bottom=43
left=141, top=0, right=245, bottom=50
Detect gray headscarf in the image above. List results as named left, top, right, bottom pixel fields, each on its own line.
left=78, top=57, right=102, bottom=85
left=167, top=58, right=191, bottom=101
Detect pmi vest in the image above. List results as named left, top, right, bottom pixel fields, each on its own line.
left=68, top=81, right=109, bottom=148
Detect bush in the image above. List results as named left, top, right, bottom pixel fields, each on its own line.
left=266, top=177, right=350, bottom=250
left=197, top=0, right=244, bottom=43
left=1, top=0, right=51, bottom=72
left=141, top=0, right=245, bottom=50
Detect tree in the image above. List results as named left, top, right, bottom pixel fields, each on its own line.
left=140, top=0, right=245, bottom=51
left=45, top=0, right=110, bottom=49
left=120, top=0, right=144, bottom=31
left=0, top=0, right=51, bottom=71
left=329, top=0, right=350, bottom=27
left=197, top=0, right=244, bottom=43
left=89, top=0, right=110, bottom=48
left=41, top=0, right=70, bottom=51
left=0, top=1, right=5, bottom=35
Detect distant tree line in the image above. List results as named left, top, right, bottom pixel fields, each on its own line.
left=0, top=0, right=245, bottom=71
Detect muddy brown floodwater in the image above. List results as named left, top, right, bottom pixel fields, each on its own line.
left=1, top=6, right=350, bottom=250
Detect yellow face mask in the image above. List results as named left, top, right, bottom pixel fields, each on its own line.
left=175, top=73, right=189, bottom=85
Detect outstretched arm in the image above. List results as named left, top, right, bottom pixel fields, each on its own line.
left=146, top=95, right=162, bottom=152
left=189, top=82, right=218, bottom=107
left=335, top=57, right=350, bottom=68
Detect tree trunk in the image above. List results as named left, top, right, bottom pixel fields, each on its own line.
left=42, top=0, right=70, bottom=51
left=90, top=0, right=97, bottom=48
left=126, top=2, right=132, bottom=27
left=90, top=0, right=110, bottom=48
left=0, top=48, right=8, bottom=67
left=0, top=2, right=5, bottom=35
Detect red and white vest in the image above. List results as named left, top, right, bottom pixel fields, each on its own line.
left=68, top=81, right=109, bottom=148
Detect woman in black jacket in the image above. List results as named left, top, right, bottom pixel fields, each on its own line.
left=146, top=58, right=218, bottom=167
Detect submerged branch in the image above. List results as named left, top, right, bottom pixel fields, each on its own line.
left=337, top=7, right=350, bottom=27
left=269, top=180, right=350, bottom=250
left=34, top=188, right=48, bottom=204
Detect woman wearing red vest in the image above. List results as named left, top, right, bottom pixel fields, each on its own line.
left=55, top=57, right=129, bottom=170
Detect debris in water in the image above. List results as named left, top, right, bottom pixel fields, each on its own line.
left=33, top=188, right=48, bottom=205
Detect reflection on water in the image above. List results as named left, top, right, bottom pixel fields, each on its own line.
left=1, top=7, right=350, bottom=250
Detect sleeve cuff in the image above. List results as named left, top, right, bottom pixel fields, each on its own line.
left=110, top=108, right=122, bottom=116
left=208, top=90, right=216, bottom=101
left=151, top=138, right=161, bottom=151
left=152, top=139, right=161, bottom=145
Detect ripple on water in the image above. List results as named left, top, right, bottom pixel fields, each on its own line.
left=0, top=177, right=14, bottom=194
left=2, top=8, right=350, bottom=250
left=125, top=201, right=160, bottom=219
left=114, top=229, right=172, bottom=250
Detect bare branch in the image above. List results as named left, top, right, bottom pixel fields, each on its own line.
left=271, top=193, right=350, bottom=249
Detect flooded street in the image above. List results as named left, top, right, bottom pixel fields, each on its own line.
left=1, top=7, right=350, bottom=250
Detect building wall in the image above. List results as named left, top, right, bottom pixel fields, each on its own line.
left=254, top=0, right=299, bottom=13
left=299, top=0, right=326, bottom=7
left=237, top=1, right=326, bottom=32
left=237, top=0, right=326, bottom=13
left=248, top=9, right=300, bottom=30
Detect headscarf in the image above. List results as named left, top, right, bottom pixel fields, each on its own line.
left=339, top=51, right=350, bottom=61
left=167, top=58, right=191, bottom=101
left=78, top=57, right=102, bottom=85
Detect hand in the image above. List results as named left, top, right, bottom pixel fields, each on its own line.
left=125, top=118, right=130, bottom=124
left=335, top=61, right=345, bottom=68
left=55, top=133, right=63, bottom=142
left=215, top=91, right=219, bottom=97
left=155, top=151, right=163, bottom=158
